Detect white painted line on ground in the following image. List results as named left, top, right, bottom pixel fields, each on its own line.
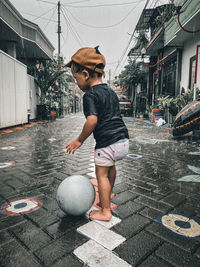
left=87, top=172, right=96, bottom=178
left=88, top=167, right=95, bottom=172
left=74, top=240, right=131, bottom=267
left=77, top=221, right=126, bottom=250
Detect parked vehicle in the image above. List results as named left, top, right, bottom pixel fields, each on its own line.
left=118, top=95, right=132, bottom=116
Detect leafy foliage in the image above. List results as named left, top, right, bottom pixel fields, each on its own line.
left=33, top=56, right=73, bottom=107
left=157, top=88, right=200, bottom=116
left=119, top=59, right=146, bottom=88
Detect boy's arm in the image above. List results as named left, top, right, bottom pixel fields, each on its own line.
left=66, top=115, right=98, bottom=154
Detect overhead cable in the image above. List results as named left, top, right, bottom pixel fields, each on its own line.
left=43, top=6, right=57, bottom=30
left=66, top=1, right=145, bottom=29
left=61, top=7, right=84, bottom=47
left=36, top=0, right=57, bottom=5
left=113, top=0, right=150, bottom=76
left=21, top=11, right=57, bottom=22
left=63, top=0, right=143, bottom=8
left=31, top=6, right=55, bottom=21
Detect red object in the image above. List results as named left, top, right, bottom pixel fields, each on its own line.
left=178, top=13, right=200, bottom=33
left=152, top=109, right=162, bottom=122
left=194, top=45, right=200, bottom=85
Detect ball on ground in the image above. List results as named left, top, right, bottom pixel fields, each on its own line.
left=56, top=175, right=95, bottom=216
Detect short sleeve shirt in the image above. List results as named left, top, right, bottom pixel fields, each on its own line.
left=83, top=83, right=129, bottom=149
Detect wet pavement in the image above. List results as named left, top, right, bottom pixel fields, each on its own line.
left=0, top=114, right=200, bottom=266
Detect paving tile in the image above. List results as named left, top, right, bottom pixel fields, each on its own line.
left=0, top=230, right=14, bottom=247
left=51, top=254, right=84, bottom=267
left=74, top=240, right=131, bottom=267
left=131, top=180, right=157, bottom=191
left=160, top=192, right=186, bottom=207
left=77, top=221, right=126, bottom=250
left=34, top=230, right=88, bottom=266
left=195, top=247, right=200, bottom=258
left=146, top=222, right=199, bottom=252
left=139, top=254, right=173, bottom=267
left=113, top=182, right=132, bottom=194
left=156, top=243, right=200, bottom=266
left=86, top=206, right=121, bottom=229
left=134, top=196, right=172, bottom=212
left=0, top=215, right=25, bottom=231
left=130, top=186, right=162, bottom=200
left=87, top=172, right=96, bottom=178
left=113, top=200, right=144, bottom=219
left=88, top=167, right=95, bottom=172
left=0, top=239, right=41, bottom=267
left=114, top=231, right=162, bottom=266
left=139, top=206, right=162, bottom=222
left=9, top=221, right=52, bottom=251
left=113, top=214, right=150, bottom=238
left=45, top=215, right=88, bottom=238
left=112, top=191, right=138, bottom=205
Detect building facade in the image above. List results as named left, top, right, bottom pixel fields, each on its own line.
left=0, top=0, right=54, bottom=128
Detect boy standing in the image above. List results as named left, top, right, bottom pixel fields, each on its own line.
left=66, top=46, right=129, bottom=221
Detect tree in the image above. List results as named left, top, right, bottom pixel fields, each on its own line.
left=119, top=59, right=146, bottom=89
left=29, top=56, right=75, bottom=118
left=119, top=59, right=147, bottom=116
left=33, top=56, right=68, bottom=105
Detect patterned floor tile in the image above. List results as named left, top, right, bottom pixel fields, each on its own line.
left=74, top=240, right=131, bottom=267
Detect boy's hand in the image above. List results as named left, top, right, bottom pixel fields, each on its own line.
left=66, top=138, right=82, bottom=154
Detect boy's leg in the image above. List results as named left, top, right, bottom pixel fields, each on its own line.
left=108, top=165, right=116, bottom=198
left=90, top=165, right=112, bottom=221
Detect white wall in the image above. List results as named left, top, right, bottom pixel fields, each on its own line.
left=27, top=75, right=39, bottom=120
left=180, top=35, right=200, bottom=92
left=0, top=50, right=28, bottom=128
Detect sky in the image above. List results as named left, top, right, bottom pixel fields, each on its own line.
left=9, top=0, right=164, bottom=80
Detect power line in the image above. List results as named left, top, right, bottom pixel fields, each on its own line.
left=36, top=0, right=57, bottom=5
left=113, top=0, right=150, bottom=76
left=21, top=11, right=57, bottom=22
left=61, top=31, right=69, bottom=49
left=43, top=6, right=57, bottom=30
left=63, top=0, right=143, bottom=8
left=31, top=6, right=55, bottom=21
left=66, top=0, right=145, bottom=29
left=61, top=7, right=84, bottom=47
left=37, top=0, right=92, bottom=5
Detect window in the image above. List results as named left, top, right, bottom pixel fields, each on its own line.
left=188, top=55, right=196, bottom=90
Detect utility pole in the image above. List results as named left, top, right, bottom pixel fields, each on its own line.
left=57, top=1, right=61, bottom=58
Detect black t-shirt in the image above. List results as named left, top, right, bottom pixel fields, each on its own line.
left=83, top=83, right=129, bottom=149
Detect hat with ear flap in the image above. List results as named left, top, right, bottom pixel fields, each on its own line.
left=65, top=46, right=106, bottom=75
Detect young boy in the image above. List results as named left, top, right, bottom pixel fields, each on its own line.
left=66, top=46, right=129, bottom=221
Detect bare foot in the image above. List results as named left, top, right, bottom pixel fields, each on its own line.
left=111, top=193, right=115, bottom=199
left=89, top=210, right=112, bottom=221
left=96, top=202, right=117, bottom=210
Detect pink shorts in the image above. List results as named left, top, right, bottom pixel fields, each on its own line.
left=94, top=139, right=129, bottom=166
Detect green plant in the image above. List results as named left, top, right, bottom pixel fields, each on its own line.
left=33, top=56, right=74, bottom=107
left=157, top=88, right=200, bottom=117
left=119, top=59, right=146, bottom=89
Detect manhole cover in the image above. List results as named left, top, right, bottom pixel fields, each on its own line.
left=158, top=213, right=200, bottom=239
left=0, top=146, right=16, bottom=150
left=127, top=154, right=143, bottom=159
left=0, top=162, right=15, bottom=168
left=1, top=197, right=42, bottom=216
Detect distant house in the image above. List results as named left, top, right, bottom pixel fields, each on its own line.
left=0, top=0, right=54, bottom=128
left=130, top=0, right=200, bottom=120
